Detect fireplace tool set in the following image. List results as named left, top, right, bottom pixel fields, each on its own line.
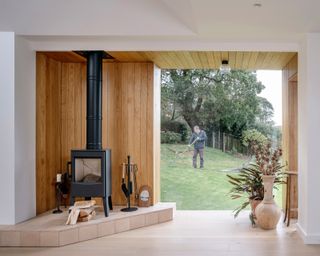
left=121, top=155, right=138, bottom=212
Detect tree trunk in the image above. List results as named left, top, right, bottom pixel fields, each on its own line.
left=212, top=131, right=215, bottom=148
left=182, top=111, right=201, bottom=130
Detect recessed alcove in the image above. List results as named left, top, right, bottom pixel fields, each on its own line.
left=36, top=52, right=161, bottom=214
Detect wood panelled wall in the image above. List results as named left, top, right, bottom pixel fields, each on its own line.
left=36, top=54, right=62, bottom=213
left=36, top=53, right=160, bottom=214
left=282, top=54, right=298, bottom=218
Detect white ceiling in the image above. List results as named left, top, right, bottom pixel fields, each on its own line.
left=1, top=0, right=320, bottom=42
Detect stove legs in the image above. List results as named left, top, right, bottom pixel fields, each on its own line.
left=103, top=196, right=112, bottom=217
left=108, top=196, right=113, bottom=210
left=70, top=196, right=112, bottom=217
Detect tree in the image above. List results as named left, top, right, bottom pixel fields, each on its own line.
left=161, top=69, right=273, bottom=139
left=245, top=97, right=275, bottom=137
left=161, top=69, right=213, bottom=129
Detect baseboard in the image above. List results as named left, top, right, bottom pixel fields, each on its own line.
left=297, top=223, right=320, bottom=244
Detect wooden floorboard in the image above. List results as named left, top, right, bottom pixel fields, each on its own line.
left=1, top=211, right=319, bottom=255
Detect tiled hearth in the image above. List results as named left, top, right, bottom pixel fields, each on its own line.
left=0, top=203, right=175, bottom=247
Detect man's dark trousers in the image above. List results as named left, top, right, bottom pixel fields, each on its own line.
left=193, top=148, right=204, bottom=168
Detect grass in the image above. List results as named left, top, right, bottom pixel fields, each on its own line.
left=160, top=143, right=282, bottom=210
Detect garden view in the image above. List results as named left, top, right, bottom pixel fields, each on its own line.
left=160, top=69, right=282, bottom=211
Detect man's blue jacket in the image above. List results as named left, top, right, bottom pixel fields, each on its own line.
left=189, top=130, right=207, bottom=149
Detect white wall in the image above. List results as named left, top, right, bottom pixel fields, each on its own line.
left=0, top=33, right=36, bottom=225
left=0, top=32, right=15, bottom=224
left=14, top=35, right=36, bottom=223
left=297, top=33, right=320, bottom=244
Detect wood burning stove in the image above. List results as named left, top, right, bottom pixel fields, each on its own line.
left=70, top=51, right=112, bottom=217
left=70, top=149, right=112, bottom=216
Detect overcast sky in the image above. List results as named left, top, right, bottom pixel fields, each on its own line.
left=256, top=70, right=282, bottom=126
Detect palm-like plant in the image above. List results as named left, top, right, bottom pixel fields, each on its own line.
left=227, top=144, right=285, bottom=222
left=227, top=164, right=264, bottom=218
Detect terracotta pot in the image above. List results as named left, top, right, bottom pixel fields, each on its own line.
left=249, top=199, right=262, bottom=219
left=255, top=175, right=281, bottom=230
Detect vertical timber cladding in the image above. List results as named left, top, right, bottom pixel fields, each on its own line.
left=105, top=62, right=159, bottom=206
left=36, top=53, right=160, bottom=214
left=36, top=54, right=63, bottom=214
left=282, top=54, right=298, bottom=218
left=36, top=54, right=86, bottom=214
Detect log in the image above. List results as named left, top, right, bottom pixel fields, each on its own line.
left=78, top=211, right=96, bottom=222
left=66, top=200, right=97, bottom=225
left=66, top=208, right=80, bottom=225
left=73, top=200, right=96, bottom=208
left=77, top=215, right=92, bottom=222
left=79, top=208, right=95, bottom=218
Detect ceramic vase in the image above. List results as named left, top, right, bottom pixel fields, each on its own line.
left=255, top=175, right=281, bottom=230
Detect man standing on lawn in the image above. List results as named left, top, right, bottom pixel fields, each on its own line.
left=189, top=125, right=207, bottom=169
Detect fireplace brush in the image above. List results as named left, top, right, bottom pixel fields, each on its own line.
left=121, top=155, right=138, bottom=212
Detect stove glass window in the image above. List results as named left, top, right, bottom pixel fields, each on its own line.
left=74, top=158, right=102, bottom=183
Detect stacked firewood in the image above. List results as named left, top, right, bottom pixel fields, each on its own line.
left=66, top=200, right=96, bottom=225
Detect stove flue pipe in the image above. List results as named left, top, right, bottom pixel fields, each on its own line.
left=86, top=51, right=103, bottom=150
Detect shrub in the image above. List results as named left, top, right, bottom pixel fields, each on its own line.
left=161, top=120, right=188, bottom=142
left=161, top=131, right=182, bottom=144
left=242, top=129, right=268, bottom=147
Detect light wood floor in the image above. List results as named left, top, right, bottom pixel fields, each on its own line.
left=1, top=211, right=320, bottom=256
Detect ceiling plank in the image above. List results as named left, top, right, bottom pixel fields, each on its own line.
left=229, top=52, right=236, bottom=69
left=235, top=52, right=244, bottom=69
left=242, top=52, right=251, bottom=70
left=206, top=52, right=216, bottom=68
left=39, top=51, right=297, bottom=70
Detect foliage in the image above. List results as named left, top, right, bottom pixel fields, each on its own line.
left=227, top=144, right=285, bottom=219
left=161, top=69, right=213, bottom=129
left=272, top=126, right=282, bottom=147
left=161, top=69, right=275, bottom=139
left=242, top=129, right=268, bottom=147
left=161, top=120, right=189, bottom=142
left=227, top=163, right=284, bottom=218
left=253, top=142, right=283, bottom=176
left=256, top=97, right=274, bottom=124
left=250, top=97, right=275, bottom=137
left=250, top=122, right=274, bottom=139
left=161, top=131, right=181, bottom=144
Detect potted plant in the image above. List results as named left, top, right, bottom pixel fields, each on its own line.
left=253, top=142, right=284, bottom=229
left=227, top=163, right=264, bottom=223
left=227, top=142, right=284, bottom=226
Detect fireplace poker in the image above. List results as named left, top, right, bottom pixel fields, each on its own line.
left=121, top=155, right=138, bottom=212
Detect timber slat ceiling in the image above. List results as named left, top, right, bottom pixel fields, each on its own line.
left=40, top=51, right=297, bottom=70
left=107, top=51, right=296, bottom=70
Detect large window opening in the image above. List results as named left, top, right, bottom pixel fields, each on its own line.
left=160, top=68, right=283, bottom=211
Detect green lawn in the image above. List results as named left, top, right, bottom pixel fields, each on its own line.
left=160, top=143, right=282, bottom=210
